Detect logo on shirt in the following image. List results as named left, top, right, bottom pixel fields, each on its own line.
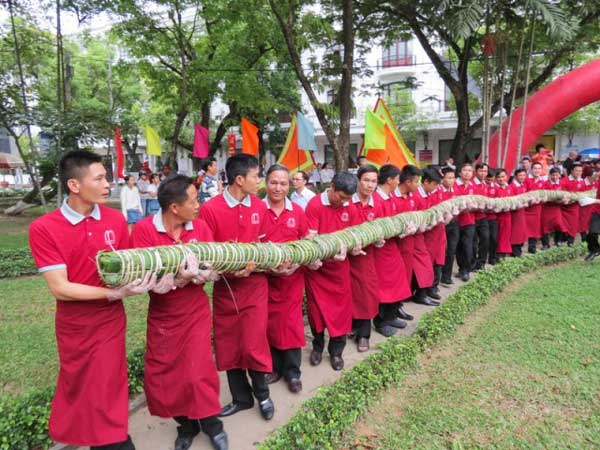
left=341, top=212, right=349, bottom=222
left=286, top=217, right=296, bottom=228
left=251, top=212, right=260, bottom=225
left=188, top=238, right=198, bottom=243
left=367, top=212, right=375, bottom=221
left=104, top=229, right=116, bottom=247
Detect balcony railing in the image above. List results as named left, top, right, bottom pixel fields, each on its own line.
left=379, top=55, right=416, bottom=69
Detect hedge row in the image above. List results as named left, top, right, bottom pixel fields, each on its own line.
left=0, top=348, right=146, bottom=450
left=0, top=245, right=586, bottom=450
left=0, top=248, right=36, bottom=279
left=258, top=244, right=587, bottom=450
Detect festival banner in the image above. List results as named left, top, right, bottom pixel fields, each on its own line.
left=276, top=114, right=316, bottom=175
left=193, top=124, right=210, bottom=159
left=241, top=118, right=259, bottom=156
left=114, top=128, right=125, bottom=180
left=145, top=126, right=162, bottom=156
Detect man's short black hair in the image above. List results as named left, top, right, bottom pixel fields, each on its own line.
left=535, top=143, right=545, bottom=151
left=422, top=166, right=442, bottom=183
left=294, top=170, right=309, bottom=182
left=201, top=157, right=216, bottom=172
left=158, top=174, right=194, bottom=211
left=226, top=154, right=259, bottom=184
left=487, top=168, right=496, bottom=177
left=378, top=164, right=401, bottom=185
left=441, top=166, right=456, bottom=176
left=521, top=156, right=531, bottom=162
left=357, top=164, right=378, bottom=180
left=59, top=150, right=104, bottom=193
left=549, top=167, right=561, bottom=175
left=266, top=163, right=289, bottom=180
left=531, top=161, right=542, bottom=169
left=475, top=163, right=489, bottom=171
left=514, top=168, right=527, bottom=176
left=496, top=168, right=507, bottom=176
left=400, top=164, right=422, bottom=183
left=331, top=171, right=357, bottom=195
left=357, top=155, right=367, bottom=163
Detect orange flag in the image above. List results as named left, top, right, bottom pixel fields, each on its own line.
left=241, top=118, right=259, bottom=156
left=277, top=115, right=316, bottom=174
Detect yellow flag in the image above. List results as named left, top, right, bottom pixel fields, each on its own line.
left=364, top=109, right=386, bottom=150
left=145, top=126, right=162, bottom=156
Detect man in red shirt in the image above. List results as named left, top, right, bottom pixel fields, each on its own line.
left=261, top=164, right=309, bottom=393
left=455, top=163, right=477, bottom=280
left=560, top=163, right=589, bottom=246
left=131, top=175, right=228, bottom=450
left=524, top=162, right=546, bottom=253
left=305, top=171, right=359, bottom=371
left=440, top=166, right=458, bottom=285
left=29, top=151, right=157, bottom=450
left=584, top=176, right=600, bottom=261
left=472, top=163, right=490, bottom=271
left=199, top=154, right=274, bottom=420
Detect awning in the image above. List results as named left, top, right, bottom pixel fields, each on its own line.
left=0, top=152, right=25, bottom=169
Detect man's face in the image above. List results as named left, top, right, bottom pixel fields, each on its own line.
left=140, top=174, right=148, bottom=182
left=531, top=164, right=542, bottom=177
left=171, top=185, right=199, bottom=222
left=208, top=161, right=218, bottom=176
left=496, top=172, right=507, bottom=185
left=68, top=162, right=110, bottom=204
left=357, top=157, right=368, bottom=167
left=291, top=173, right=306, bottom=191
left=569, top=151, right=577, bottom=160
left=442, top=172, right=455, bottom=188
left=422, top=180, right=439, bottom=193
left=521, top=159, right=531, bottom=171
left=328, top=186, right=352, bottom=208
left=266, top=170, right=290, bottom=203
left=358, top=171, right=378, bottom=197
left=550, top=171, right=560, bottom=183
left=162, top=165, right=171, bottom=176
left=516, top=171, right=527, bottom=183
left=386, top=174, right=400, bottom=190
left=572, top=166, right=583, bottom=179
left=405, top=175, right=420, bottom=193
left=476, top=166, right=488, bottom=180
left=460, top=165, right=473, bottom=181
left=486, top=175, right=495, bottom=184
left=237, top=167, right=260, bottom=195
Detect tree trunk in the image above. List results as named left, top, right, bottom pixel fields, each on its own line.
left=335, top=0, right=354, bottom=171
left=168, top=107, right=188, bottom=168
left=123, top=136, right=141, bottom=172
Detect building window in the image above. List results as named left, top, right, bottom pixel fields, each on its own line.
left=382, top=40, right=413, bottom=68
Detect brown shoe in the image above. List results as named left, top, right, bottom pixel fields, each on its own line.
left=265, top=372, right=281, bottom=384
left=357, top=337, right=369, bottom=352
left=330, top=355, right=344, bottom=371
left=287, top=378, right=302, bottom=393
left=309, top=350, right=322, bottom=366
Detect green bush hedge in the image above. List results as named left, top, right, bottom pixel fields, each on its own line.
left=258, top=245, right=587, bottom=450
left=0, top=245, right=586, bottom=450
left=0, top=248, right=36, bottom=279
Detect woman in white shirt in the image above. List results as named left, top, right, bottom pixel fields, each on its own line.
left=320, top=162, right=335, bottom=184
left=145, top=173, right=160, bottom=215
left=120, top=175, right=143, bottom=232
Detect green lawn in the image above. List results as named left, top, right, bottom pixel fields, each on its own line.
left=347, top=261, right=600, bottom=450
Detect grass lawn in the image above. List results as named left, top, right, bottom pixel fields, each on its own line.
left=345, top=261, right=600, bottom=450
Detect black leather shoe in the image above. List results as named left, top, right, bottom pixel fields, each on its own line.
left=375, top=324, right=398, bottom=337
left=427, top=290, right=442, bottom=300
left=259, top=398, right=275, bottom=420
left=266, top=372, right=281, bottom=384
left=174, top=434, right=196, bottom=450
left=441, top=277, right=453, bottom=286
left=219, top=402, right=252, bottom=417
left=413, top=296, right=440, bottom=306
left=585, top=252, right=599, bottom=262
left=459, top=272, right=470, bottom=282
left=209, top=431, right=228, bottom=450
left=357, top=337, right=369, bottom=352
left=396, top=305, right=414, bottom=321
left=309, top=350, right=322, bottom=366
left=330, top=355, right=344, bottom=371
left=287, top=378, right=302, bottom=393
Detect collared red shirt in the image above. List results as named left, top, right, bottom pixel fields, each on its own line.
left=29, top=200, right=129, bottom=288
left=305, top=191, right=357, bottom=234
left=261, top=197, right=309, bottom=243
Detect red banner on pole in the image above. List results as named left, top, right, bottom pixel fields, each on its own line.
left=227, top=133, right=237, bottom=156
left=115, top=128, right=125, bottom=179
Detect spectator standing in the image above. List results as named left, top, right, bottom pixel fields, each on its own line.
left=137, top=172, right=150, bottom=215
left=199, top=157, right=223, bottom=204
left=290, top=171, right=316, bottom=211
left=309, top=163, right=322, bottom=187
left=121, top=175, right=143, bottom=233
left=320, top=163, right=335, bottom=184
left=146, top=174, right=161, bottom=215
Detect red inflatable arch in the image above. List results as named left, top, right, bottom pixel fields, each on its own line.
left=488, top=58, right=600, bottom=173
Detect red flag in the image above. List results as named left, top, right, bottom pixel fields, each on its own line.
left=241, top=117, right=259, bottom=156
left=114, top=128, right=125, bottom=179
left=193, top=124, right=209, bottom=158
left=227, top=134, right=237, bottom=156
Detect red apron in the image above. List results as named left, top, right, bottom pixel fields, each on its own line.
left=510, top=182, right=527, bottom=245
left=213, top=274, right=271, bottom=372
left=524, top=177, right=545, bottom=239
left=560, top=176, right=588, bottom=237
left=420, top=187, right=447, bottom=265
left=495, top=185, right=513, bottom=254
left=372, top=189, right=411, bottom=303
left=542, top=181, right=567, bottom=234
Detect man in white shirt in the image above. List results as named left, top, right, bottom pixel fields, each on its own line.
left=136, top=172, right=150, bottom=215
left=290, top=171, right=316, bottom=211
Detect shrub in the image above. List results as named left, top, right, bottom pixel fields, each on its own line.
left=0, top=248, right=36, bottom=279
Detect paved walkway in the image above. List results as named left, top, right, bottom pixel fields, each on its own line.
left=76, top=280, right=465, bottom=450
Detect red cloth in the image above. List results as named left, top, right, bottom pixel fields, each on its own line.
left=114, top=128, right=125, bottom=180
left=394, top=189, right=433, bottom=288
left=348, top=195, right=381, bottom=319
left=131, top=216, right=220, bottom=419
left=455, top=178, right=477, bottom=226
left=372, top=189, right=411, bottom=303
left=473, top=178, right=487, bottom=221
left=417, top=186, right=447, bottom=266
left=193, top=124, right=210, bottom=159
left=261, top=201, right=309, bottom=350
left=28, top=205, right=130, bottom=446
left=199, top=193, right=271, bottom=372
left=304, top=192, right=356, bottom=337
left=560, top=176, right=588, bottom=237
left=579, top=180, right=596, bottom=232
left=495, top=184, right=513, bottom=254
left=510, top=182, right=527, bottom=245
left=542, top=180, right=567, bottom=234
left=486, top=182, right=498, bottom=220
left=524, top=177, right=546, bottom=239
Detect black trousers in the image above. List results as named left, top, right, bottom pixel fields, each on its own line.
left=511, top=244, right=523, bottom=257
left=374, top=301, right=400, bottom=326
left=91, top=436, right=135, bottom=450
left=226, top=369, right=269, bottom=406
left=174, top=415, right=223, bottom=438
left=473, top=219, right=490, bottom=268
left=488, top=219, right=498, bottom=264
left=352, top=318, right=371, bottom=339
left=312, top=332, right=346, bottom=356
left=586, top=232, right=600, bottom=253
left=271, top=347, right=301, bottom=381
left=457, top=224, right=475, bottom=274
left=541, top=231, right=561, bottom=247
left=442, top=220, right=460, bottom=280
left=430, top=264, right=442, bottom=292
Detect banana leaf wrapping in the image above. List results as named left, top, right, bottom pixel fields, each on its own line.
left=97, top=189, right=596, bottom=287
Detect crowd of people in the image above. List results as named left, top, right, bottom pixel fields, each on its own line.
left=28, top=148, right=599, bottom=450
